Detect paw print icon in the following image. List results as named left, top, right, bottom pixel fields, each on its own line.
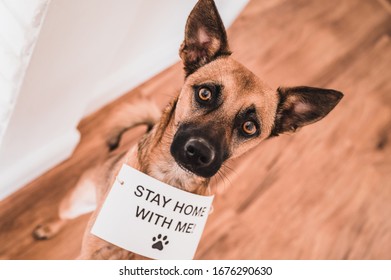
left=152, top=234, right=169, bottom=251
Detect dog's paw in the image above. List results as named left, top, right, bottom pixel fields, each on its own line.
left=32, top=220, right=65, bottom=240
left=91, top=246, right=132, bottom=260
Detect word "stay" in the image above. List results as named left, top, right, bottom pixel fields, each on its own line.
left=134, top=185, right=172, bottom=208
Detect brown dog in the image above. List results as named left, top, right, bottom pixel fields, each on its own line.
left=34, top=0, right=343, bottom=259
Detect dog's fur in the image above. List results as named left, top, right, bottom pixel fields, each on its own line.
left=33, top=0, right=343, bottom=259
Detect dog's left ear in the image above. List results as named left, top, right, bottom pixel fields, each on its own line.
left=271, top=86, right=343, bottom=136
left=179, top=0, right=231, bottom=76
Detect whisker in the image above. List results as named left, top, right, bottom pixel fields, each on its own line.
left=219, top=164, right=234, bottom=189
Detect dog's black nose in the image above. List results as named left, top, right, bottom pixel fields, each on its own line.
left=184, top=138, right=215, bottom=166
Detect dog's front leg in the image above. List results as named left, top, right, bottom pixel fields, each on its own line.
left=77, top=210, right=149, bottom=260
left=33, top=168, right=97, bottom=240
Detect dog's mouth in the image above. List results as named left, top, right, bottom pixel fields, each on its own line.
left=176, top=161, right=198, bottom=176
left=172, top=155, right=221, bottom=178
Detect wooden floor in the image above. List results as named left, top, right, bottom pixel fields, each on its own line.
left=1, top=0, right=391, bottom=259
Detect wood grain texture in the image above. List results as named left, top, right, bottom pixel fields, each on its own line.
left=0, top=0, right=390, bottom=259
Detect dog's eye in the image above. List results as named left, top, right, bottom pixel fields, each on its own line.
left=242, top=121, right=257, bottom=135
left=198, top=87, right=212, bottom=102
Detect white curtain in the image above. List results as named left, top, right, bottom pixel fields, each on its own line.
left=0, top=0, right=50, bottom=146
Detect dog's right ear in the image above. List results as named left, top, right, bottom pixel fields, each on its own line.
left=270, top=86, right=343, bottom=137
left=179, top=0, right=231, bottom=76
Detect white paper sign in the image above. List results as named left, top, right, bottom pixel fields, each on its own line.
left=91, top=164, right=214, bottom=260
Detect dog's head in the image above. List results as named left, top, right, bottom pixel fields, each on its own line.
left=170, top=0, right=343, bottom=178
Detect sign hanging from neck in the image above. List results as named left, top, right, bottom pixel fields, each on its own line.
left=91, top=164, right=214, bottom=260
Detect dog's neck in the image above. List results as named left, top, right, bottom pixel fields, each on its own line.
left=132, top=99, right=211, bottom=195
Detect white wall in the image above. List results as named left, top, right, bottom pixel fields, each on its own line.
left=0, top=0, right=249, bottom=200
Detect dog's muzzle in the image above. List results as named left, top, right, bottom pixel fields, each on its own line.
left=170, top=123, right=227, bottom=178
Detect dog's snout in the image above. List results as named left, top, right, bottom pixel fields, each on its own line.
left=170, top=123, right=228, bottom=178
left=184, top=138, right=215, bottom=166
